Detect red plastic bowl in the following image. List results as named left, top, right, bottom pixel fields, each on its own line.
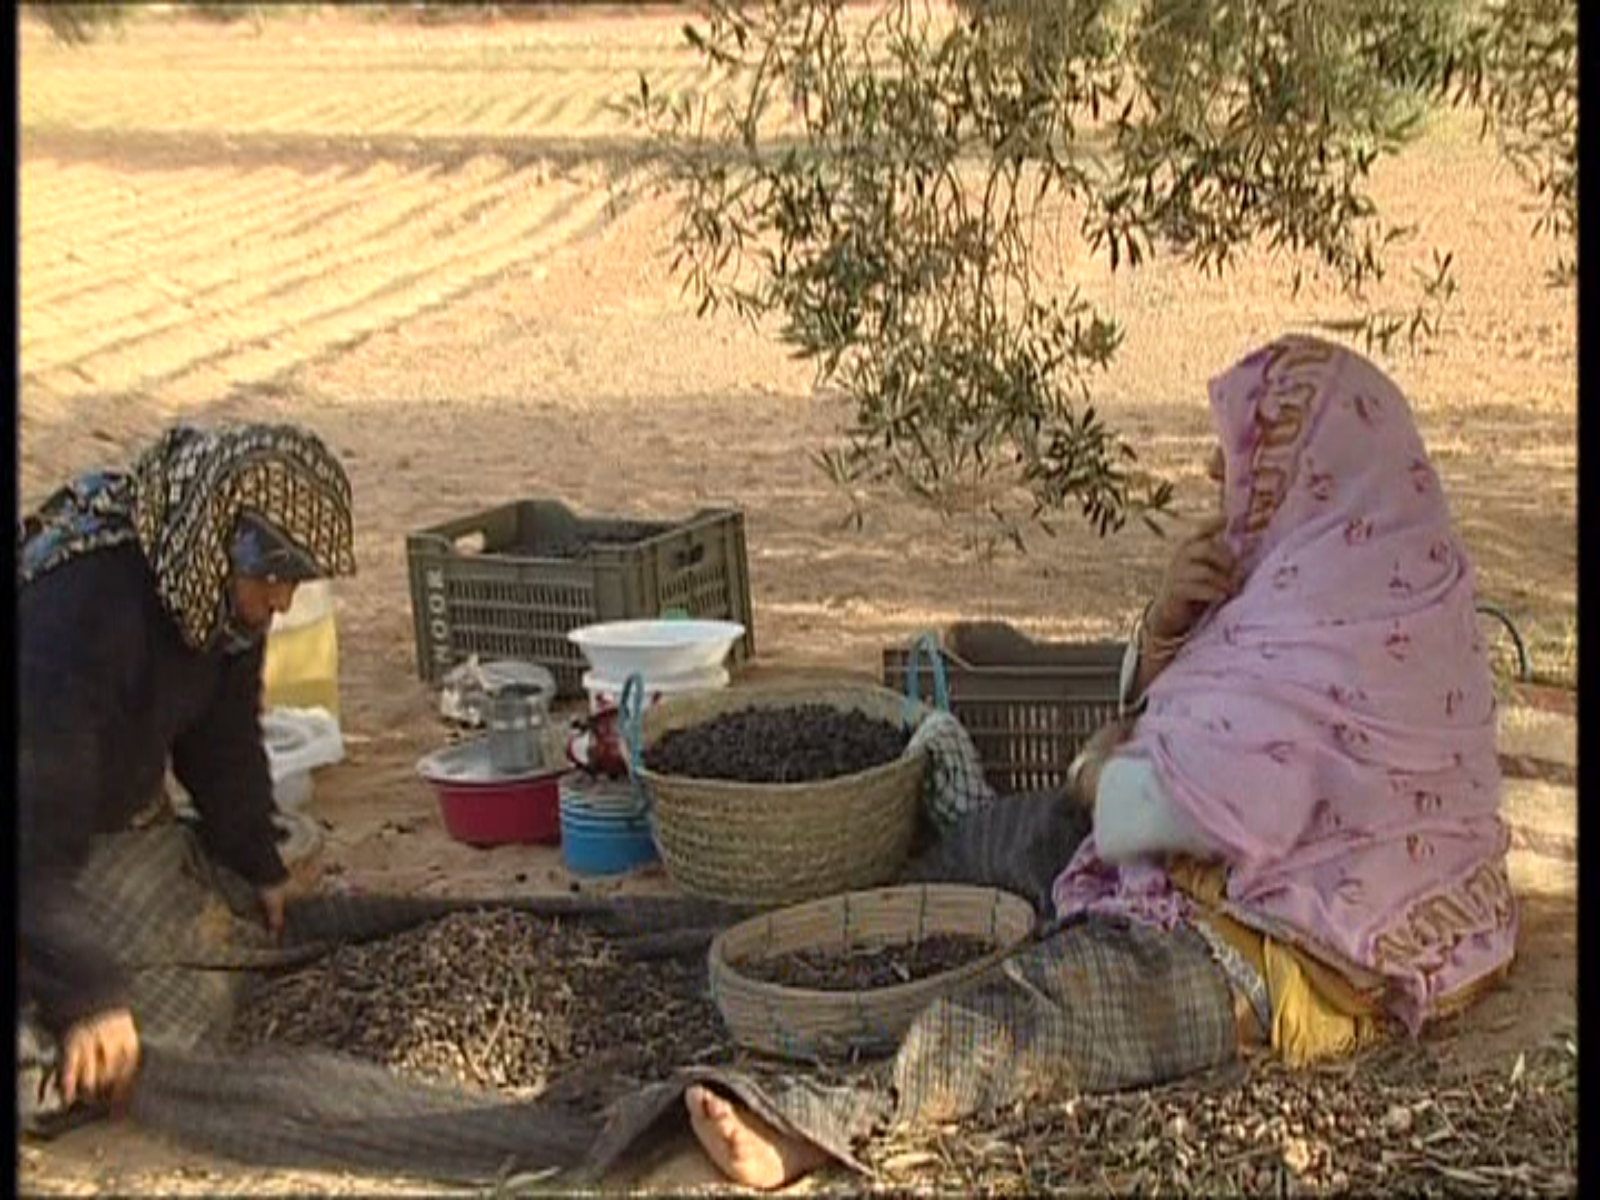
left=432, top=769, right=566, bottom=847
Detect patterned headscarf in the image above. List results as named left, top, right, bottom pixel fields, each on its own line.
left=1051, top=336, right=1513, bottom=1033
left=19, top=423, right=356, bottom=651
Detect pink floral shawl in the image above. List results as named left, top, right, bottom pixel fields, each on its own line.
left=1051, top=335, right=1517, bottom=1033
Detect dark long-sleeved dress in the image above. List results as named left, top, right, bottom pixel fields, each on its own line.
left=18, top=543, right=288, bottom=1035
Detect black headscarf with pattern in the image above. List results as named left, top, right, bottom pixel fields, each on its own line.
left=18, top=423, right=356, bottom=651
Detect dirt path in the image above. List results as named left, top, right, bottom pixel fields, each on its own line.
left=18, top=7, right=1576, bottom=1194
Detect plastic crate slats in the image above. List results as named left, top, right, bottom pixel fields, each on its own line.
left=882, top=628, right=1125, bottom=795
left=661, top=562, right=734, bottom=616
left=408, top=500, right=755, bottom=696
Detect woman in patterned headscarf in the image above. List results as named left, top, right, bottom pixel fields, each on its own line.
left=18, top=423, right=356, bottom=1113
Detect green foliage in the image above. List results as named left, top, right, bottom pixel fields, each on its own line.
left=29, top=1, right=126, bottom=45
left=630, top=0, right=1575, bottom=543
left=1445, top=0, right=1577, bottom=284
left=189, top=3, right=265, bottom=24
left=633, top=1, right=1175, bottom=542
left=27, top=1, right=265, bottom=42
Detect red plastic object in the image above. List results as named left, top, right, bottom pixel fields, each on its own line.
left=431, top=768, right=567, bottom=847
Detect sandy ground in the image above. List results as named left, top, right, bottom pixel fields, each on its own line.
left=18, top=7, right=1576, bottom=1194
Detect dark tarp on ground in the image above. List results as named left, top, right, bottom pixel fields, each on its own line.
left=18, top=791, right=1235, bottom=1186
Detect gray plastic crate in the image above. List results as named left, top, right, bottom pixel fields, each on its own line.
left=882, top=622, right=1125, bottom=795
left=408, top=500, right=755, bottom=696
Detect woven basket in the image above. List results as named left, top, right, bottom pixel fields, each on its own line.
left=631, top=682, right=929, bottom=907
left=709, top=884, right=1037, bottom=1061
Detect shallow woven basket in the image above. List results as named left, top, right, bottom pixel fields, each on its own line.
left=634, top=682, right=929, bottom=907
left=708, top=884, right=1037, bottom=1061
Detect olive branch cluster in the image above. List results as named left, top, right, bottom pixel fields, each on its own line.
left=623, top=0, right=1574, bottom=543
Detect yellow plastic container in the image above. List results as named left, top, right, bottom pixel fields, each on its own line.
left=263, top=580, right=342, bottom=719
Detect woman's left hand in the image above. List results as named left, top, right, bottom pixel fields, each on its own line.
left=257, top=882, right=288, bottom=939
left=1071, top=718, right=1135, bottom=810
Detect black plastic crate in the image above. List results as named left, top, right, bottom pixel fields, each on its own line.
left=883, top=622, right=1125, bottom=795
left=408, top=500, right=755, bottom=696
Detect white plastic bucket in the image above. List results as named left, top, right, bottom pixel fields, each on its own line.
left=262, top=707, right=345, bottom=776
left=274, top=770, right=315, bottom=812
left=261, top=707, right=345, bottom=812
left=263, top=580, right=341, bottom=719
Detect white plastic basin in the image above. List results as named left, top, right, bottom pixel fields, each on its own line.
left=567, top=619, right=745, bottom=681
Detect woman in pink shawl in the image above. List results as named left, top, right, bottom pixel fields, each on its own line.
left=596, top=336, right=1516, bottom=1192
left=1055, top=333, right=1516, bottom=1044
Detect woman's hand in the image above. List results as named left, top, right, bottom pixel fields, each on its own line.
left=60, top=1008, right=140, bottom=1107
left=257, top=881, right=289, bottom=939
left=1070, top=718, right=1135, bottom=811
left=1148, top=513, right=1239, bottom=643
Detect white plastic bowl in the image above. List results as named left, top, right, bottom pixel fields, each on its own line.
left=567, top=619, right=745, bottom=681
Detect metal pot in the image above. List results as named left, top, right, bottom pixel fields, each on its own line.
left=487, top=684, right=549, bottom=776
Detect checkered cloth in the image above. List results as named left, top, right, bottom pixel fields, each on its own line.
left=584, top=783, right=1234, bottom=1180
left=908, top=710, right=998, bottom=832
left=19, top=804, right=1235, bottom=1185
left=584, top=915, right=1237, bottom=1179
left=16, top=822, right=739, bottom=1181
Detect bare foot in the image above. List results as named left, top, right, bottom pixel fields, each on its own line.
left=684, top=1083, right=828, bottom=1190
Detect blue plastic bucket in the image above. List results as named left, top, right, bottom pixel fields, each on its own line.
left=559, top=775, right=659, bottom=876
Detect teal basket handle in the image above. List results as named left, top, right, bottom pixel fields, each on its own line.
left=903, top=631, right=951, bottom=713
left=619, top=672, right=652, bottom=811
